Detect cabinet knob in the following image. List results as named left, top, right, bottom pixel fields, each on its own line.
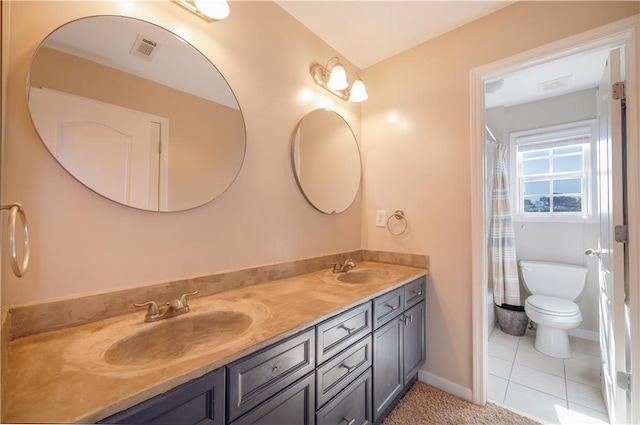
left=342, top=418, right=356, bottom=425
left=272, top=361, right=281, bottom=374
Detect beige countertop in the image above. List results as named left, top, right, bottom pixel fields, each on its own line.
left=2, top=261, right=426, bottom=424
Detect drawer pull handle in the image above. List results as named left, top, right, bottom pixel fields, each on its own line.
left=385, top=303, right=399, bottom=311
left=272, top=361, right=281, bottom=374
left=340, top=363, right=357, bottom=373
left=340, top=324, right=356, bottom=334
left=342, top=418, right=356, bottom=425
left=412, top=290, right=423, bottom=296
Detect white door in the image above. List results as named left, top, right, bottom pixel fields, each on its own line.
left=28, top=87, right=168, bottom=210
left=594, top=47, right=628, bottom=424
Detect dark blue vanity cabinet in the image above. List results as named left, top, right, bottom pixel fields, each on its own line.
left=100, top=367, right=225, bottom=425
left=98, top=276, right=426, bottom=425
left=372, top=276, right=426, bottom=424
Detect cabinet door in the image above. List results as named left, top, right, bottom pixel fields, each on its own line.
left=230, top=373, right=315, bottom=425
left=402, top=302, right=426, bottom=384
left=372, top=318, right=403, bottom=422
left=99, top=368, right=225, bottom=425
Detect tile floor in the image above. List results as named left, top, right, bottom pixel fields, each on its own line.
left=488, top=326, right=610, bottom=424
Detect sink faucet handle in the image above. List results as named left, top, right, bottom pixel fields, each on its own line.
left=179, top=290, right=199, bottom=307
left=134, top=300, right=159, bottom=316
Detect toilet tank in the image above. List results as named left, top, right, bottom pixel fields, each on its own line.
left=519, top=260, right=588, bottom=300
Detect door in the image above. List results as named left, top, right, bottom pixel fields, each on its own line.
left=403, top=302, right=426, bottom=383
left=372, top=318, right=403, bottom=421
left=28, top=87, right=168, bottom=210
left=594, top=47, right=628, bottom=424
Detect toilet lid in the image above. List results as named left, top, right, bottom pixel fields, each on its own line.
left=526, top=295, right=580, bottom=316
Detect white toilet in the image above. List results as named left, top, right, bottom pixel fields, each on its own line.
left=519, top=260, right=588, bottom=359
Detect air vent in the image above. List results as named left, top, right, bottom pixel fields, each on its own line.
left=538, top=75, right=572, bottom=92
left=129, top=35, right=160, bottom=61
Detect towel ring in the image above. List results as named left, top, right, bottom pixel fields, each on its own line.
left=386, top=210, right=408, bottom=236
left=1, top=203, right=30, bottom=277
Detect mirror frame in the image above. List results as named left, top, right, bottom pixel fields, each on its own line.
left=291, top=109, right=362, bottom=214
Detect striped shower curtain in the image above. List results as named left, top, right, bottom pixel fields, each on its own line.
left=490, top=144, right=521, bottom=306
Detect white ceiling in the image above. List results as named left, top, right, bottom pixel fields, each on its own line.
left=276, top=1, right=611, bottom=107
left=275, top=1, right=515, bottom=69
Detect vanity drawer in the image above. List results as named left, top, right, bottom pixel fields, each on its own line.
left=316, top=368, right=372, bottom=425
left=316, top=335, right=372, bottom=408
left=372, top=288, right=404, bottom=329
left=316, top=302, right=371, bottom=364
left=227, top=328, right=315, bottom=422
left=99, top=367, right=225, bottom=425
left=404, top=276, right=426, bottom=309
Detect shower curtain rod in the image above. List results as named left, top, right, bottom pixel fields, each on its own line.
left=485, top=125, right=499, bottom=145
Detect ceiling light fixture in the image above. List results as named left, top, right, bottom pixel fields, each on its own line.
left=171, top=0, right=230, bottom=22
left=310, top=57, right=368, bottom=103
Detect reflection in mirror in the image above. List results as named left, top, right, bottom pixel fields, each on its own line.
left=27, top=16, right=246, bottom=212
left=292, top=109, right=361, bottom=214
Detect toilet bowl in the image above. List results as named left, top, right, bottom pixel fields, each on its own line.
left=519, top=261, right=588, bottom=359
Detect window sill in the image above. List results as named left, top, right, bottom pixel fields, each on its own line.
left=513, top=215, right=598, bottom=224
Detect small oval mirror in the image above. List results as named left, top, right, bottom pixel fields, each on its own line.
left=292, top=109, right=361, bottom=214
left=27, top=16, right=246, bottom=212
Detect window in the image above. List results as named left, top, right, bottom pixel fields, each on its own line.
left=510, top=121, right=596, bottom=220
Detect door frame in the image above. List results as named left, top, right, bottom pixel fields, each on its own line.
left=470, top=15, right=639, bottom=422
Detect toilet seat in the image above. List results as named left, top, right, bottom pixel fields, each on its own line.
left=525, top=295, right=580, bottom=317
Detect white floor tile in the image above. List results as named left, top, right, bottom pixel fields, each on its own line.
left=515, top=347, right=565, bottom=377
left=569, top=336, right=601, bottom=357
left=488, top=355, right=513, bottom=380
left=489, top=341, right=517, bottom=362
left=487, top=374, right=508, bottom=403
left=565, top=351, right=601, bottom=369
left=566, top=403, right=610, bottom=424
left=567, top=380, right=607, bottom=413
left=510, top=363, right=566, bottom=399
left=566, top=361, right=601, bottom=388
left=504, top=382, right=567, bottom=424
left=518, top=335, right=538, bottom=353
left=489, top=327, right=521, bottom=347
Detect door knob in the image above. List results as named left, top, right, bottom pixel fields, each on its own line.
left=585, top=248, right=601, bottom=258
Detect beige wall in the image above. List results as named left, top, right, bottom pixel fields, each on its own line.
left=361, top=1, right=638, bottom=391
left=2, top=1, right=362, bottom=305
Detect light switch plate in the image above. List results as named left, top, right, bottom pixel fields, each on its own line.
left=376, top=210, right=386, bottom=227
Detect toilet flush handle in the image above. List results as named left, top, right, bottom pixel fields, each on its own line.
left=585, top=248, right=601, bottom=258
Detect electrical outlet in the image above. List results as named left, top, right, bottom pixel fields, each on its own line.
left=376, top=210, right=386, bottom=227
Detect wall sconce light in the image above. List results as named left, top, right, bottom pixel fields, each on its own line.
left=171, top=0, right=230, bottom=22
left=310, top=57, right=368, bottom=103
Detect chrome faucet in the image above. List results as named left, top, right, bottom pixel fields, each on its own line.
left=332, top=258, right=355, bottom=273
left=135, top=291, right=198, bottom=322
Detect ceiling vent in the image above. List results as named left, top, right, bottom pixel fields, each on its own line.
left=130, top=35, right=160, bottom=61
left=538, top=75, right=572, bottom=92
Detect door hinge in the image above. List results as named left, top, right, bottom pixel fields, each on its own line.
left=615, top=225, right=629, bottom=243
left=612, top=81, right=626, bottom=100
left=617, top=371, right=632, bottom=392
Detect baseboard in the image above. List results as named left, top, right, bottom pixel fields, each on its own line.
left=418, top=369, right=473, bottom=402
left=568, top=328, right=599, bottom=341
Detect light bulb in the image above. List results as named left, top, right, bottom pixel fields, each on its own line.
left=327, top=63, right=348, bottom=90
left=194, top=0, right=230, bottom=20
left=348, top=79, right=368, bottom=102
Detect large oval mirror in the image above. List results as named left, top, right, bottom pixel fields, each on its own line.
left=27, top=16, right=246, bottom=212
left=292, top=109, right=361, bottom=214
